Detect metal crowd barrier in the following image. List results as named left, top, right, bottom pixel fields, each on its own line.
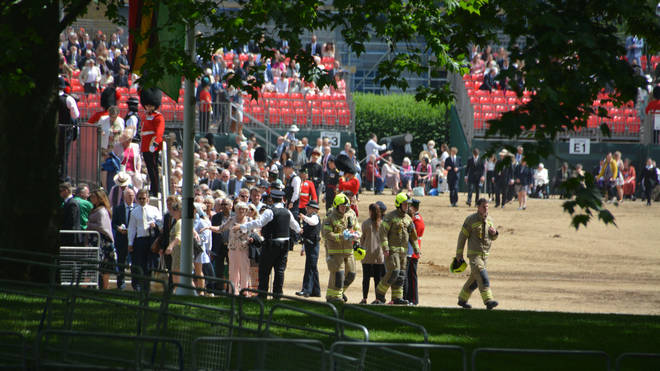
left=471, top=347, right=611, bottom=371
left=58, top=230, right=102, bottom=287
left=615, top=352, right=660, bottom=371
left=330, top=341, right=467, bottom=371
left=0, top=331, right=27, bottom=370
left=35, top=330, right=184, bottom=370
left=192, top=336, right=326, bottom=371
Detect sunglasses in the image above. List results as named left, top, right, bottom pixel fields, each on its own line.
left=138, top=197, right=147, bottom=200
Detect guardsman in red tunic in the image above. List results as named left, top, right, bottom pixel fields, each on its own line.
left=139, top=87, right=165, bottom=197
left=298, top=168, right=318, bottom=213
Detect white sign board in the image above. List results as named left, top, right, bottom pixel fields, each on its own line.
left=569, top=138, right=590, bottom=155
left=654, top=113, right=660, bottom=131
left=320, top=131, right=341, bottom=148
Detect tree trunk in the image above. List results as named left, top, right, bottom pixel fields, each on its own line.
left=0, top=3, right=62, bottom=281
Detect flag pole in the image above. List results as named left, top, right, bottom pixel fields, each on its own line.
left=176, top=20, right=196, bottom=295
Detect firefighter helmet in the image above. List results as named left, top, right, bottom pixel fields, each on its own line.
left=333, top=193, right=350, bottom=208
left=450, top=257, right=467, bottom=273
left=394, top=192, right=409, bottom=208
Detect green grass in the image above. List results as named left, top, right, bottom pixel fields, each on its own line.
left=2, top=290, right=659, bottom=370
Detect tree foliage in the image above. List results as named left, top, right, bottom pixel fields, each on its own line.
left=1, top=0, right=659, bottom=271
left=353, top=93, right=447, bottom=157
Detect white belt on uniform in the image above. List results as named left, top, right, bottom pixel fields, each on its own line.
left=142, top=130, right=155, bottom=135
left=272, top=237, right=290, bottom=242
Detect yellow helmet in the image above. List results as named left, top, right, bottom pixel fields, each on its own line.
left=353, top=245, right=366, bottom=261
left=394, top=192, right=409, bottom=208
left=450, top=257, right=467, bottom=273
left=333, top=193, right=350, bottom=208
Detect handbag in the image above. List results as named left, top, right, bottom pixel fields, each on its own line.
left=193, top=238, right=203, bottom=259
left=151, top=256, right=168, bottom=292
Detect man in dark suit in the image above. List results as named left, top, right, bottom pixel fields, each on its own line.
left=464, top=148, right=486, bottom=207
left=306, top=34, right=320, bottom=57
left=227, top=166, right=247, bottom=198
left=210, top=198, right=232, bottom=290
left=444, top=147, right=461, bottom=207
left=111, top=187, right=136, bottom=289
left=58, top=182, right=81, bottom=247
left=494, top=149, right=514, bottom=208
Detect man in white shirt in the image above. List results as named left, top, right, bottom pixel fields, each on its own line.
left=364, top=133, right=386, bottom=158
left=235, top=190, right=301, bottom=298
left=127, top=189, right=163, bottom=291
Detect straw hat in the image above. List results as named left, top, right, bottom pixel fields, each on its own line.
left=113, top=171, right=132, bottom=187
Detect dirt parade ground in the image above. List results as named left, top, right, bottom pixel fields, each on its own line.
left=281, top=193, right=660, bottom=315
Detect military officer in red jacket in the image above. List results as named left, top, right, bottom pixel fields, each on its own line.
left=139, top=87, right=165, bottom=197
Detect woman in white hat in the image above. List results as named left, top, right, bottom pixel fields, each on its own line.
left=116, top=128, right=142, bottom=189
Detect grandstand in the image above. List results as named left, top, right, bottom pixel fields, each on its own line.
left=461, top=72, right=647, bottom=142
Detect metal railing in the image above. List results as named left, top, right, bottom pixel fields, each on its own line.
left=62, top=123, right=102, bottom=186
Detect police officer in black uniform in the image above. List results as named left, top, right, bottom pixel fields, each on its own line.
left=302, top=148, right=324, bottom=195
left=57, top=77, right=79, bottom=181
left=283, top=160, right=301, bottom=220
left=295, top=200, right=322, bottom=297
left=323, top=156, right=339, bottom=211
left=237, top=190, right=301, bottom=298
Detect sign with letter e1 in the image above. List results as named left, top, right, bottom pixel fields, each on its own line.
left=569, top=138, right=590, bottom=155
left=321, top=131, right=341, bottom=148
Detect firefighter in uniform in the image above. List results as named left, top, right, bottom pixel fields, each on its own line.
left=237, top=190, right=301, bottom=299
left=139, top=87, right=165, bottom=197
left=374, top=193, right=418, bottom=305
left=456, top=198, right=499, bottom=310
left=322, top=193, right=361, bottom=303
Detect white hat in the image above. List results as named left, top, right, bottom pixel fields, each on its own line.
left=289, top=124, right=300, bottom=133
left=113, top=171, right=132, bottom=187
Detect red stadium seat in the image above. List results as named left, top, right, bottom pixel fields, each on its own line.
left=295, top=107, right=308, bottom=126
left=475, top=89, right=489, bottom=97
left=493, top=96, right=505, bottom=105
left=290, top=92, right=303, bottom=100
left=323, top=108, right=337, bottom=126
left=334, top=101, right=348, bottom=109
left=268, top=107, right=281, bottom=125
left=252, top=105, right=265, bottom=122
left=243, top=106, right=252, bottom=123
left=292, top=100, right=305, bottom=109
left=470, top=96, right=479, bottom=105
left=474, top=112, right=484, bottom=129
left=311, top=108, right=322, bottom=126
left=321, top=100, right=334, bottom=109
left=281, top=108, right=294, bottom=125
left=479, top=96, right=492, bottom=104
left=337, top=109, right=350, bottom=126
